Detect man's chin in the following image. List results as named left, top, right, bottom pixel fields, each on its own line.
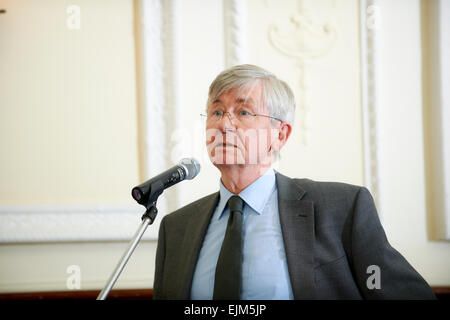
left=208, top=151, right=275, bottom=173
left=208, top=150, right=245, bottom=166
left=212, top=162, right=274, bottom=178
left=210, top=156, right=246, bottom=166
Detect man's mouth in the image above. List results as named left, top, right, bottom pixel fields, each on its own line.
left=206, top=135, right=243, bottom=150
left=219, top=143, right=236, bottom=148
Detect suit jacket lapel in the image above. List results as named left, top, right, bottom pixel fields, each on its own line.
left=276, top=172, right=315, bottom=299
left=177, top=192, right=219, bottom=299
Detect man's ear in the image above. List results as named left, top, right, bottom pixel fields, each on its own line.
left=271, top=122, right=292, bottom=151
left=273, top=122, right=292, bottom=151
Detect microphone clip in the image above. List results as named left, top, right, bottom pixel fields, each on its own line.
left=140, top=180, right=164, bottom=224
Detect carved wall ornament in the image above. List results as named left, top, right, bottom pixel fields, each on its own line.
left=267, top=0, right=337, bottom=145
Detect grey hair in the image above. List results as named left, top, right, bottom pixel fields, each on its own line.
left=207, top=64, right=296, bottom=125
left=207, top=64, right=296, bottom=161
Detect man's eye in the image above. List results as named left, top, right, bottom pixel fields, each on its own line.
left=239, top=110, right=250, bottom=116
left=212, top=110, right=223, bottom=116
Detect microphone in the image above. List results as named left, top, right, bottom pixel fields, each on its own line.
left=131, top=158, right=201, bottom=206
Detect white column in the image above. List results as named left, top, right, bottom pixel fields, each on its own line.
left=360, top=0, right=383, bottom=218
left=223, top=0, right=248, bottom=68
left=135, top=0, right=182, bottom=215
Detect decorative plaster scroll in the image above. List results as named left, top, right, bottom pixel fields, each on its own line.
left=223, top=0, right=248, bottom=67
left=268, top=0, right=337, bottom=145
left=360, top=0, right=382, bottom=215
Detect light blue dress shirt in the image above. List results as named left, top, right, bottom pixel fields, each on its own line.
left=190, top=167, right=294, bottom=300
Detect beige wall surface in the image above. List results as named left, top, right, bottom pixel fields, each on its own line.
left=0, top=0, right=139, bottom=205
left=0, top=0, right=448, bottom=294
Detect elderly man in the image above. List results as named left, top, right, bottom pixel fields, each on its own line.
left=153, top=64, right=435, bottom=300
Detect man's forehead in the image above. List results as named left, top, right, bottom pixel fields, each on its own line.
left=212, top=96, right=255, bottom=105
left=212, top=84, right=263, bottom=105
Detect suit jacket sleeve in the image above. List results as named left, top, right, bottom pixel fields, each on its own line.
left=349, top=187, right=436, bottom=299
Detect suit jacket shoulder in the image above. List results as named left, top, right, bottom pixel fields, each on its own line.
left=288, top=176, right=435, bottom=299
left=278, top=174, right=363, bottom=230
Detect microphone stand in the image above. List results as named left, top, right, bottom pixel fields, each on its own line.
left=97, top=186, right=163, bottom=300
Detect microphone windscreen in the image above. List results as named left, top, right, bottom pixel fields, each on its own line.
left=180, top=158, right=201, bottom=180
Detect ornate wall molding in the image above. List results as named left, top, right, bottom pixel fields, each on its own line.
left=135, top=0, right=182, bottom=215
left=136, top=0, right=185, bottom=216
left=223, top=0, right=248, bottom=67
left=359, top=0, right=382, bottom=216
left=0, top=205, right=159, bottom=242
left=267, top=0, right=337, bottom=145
left=223, top=0, right=248, bottom=68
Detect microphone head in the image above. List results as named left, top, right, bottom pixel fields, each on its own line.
left=179, top=158, right=201, bottom=180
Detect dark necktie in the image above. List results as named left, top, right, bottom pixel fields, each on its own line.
left=213, top=195, right=244, bottom=300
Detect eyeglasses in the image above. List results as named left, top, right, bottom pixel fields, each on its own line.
left=200, top=109, right=283, bottom=125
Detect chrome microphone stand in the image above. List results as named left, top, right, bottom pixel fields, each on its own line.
left=96, top=199, right=160, bottom=300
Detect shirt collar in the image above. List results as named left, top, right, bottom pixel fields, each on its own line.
left=216, top=167, right=276, bottom=220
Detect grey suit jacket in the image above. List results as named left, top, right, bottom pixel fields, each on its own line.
left=153, top=172, right=435, bottom=299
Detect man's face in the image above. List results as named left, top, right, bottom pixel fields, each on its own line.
left=205, top=83, right=281, bottom=168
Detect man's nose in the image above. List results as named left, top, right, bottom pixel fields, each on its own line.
left=218, top=112, right=236, bottom=131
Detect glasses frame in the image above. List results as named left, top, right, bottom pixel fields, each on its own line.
left=199, top=111, right=283, bottom=124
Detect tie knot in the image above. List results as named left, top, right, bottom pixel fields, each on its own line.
left=228, top=195, right=244, bottom=214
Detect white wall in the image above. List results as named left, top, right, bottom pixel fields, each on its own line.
left=375, top=0, right=450, bottom=286
left=0, top=0, right=448, bottom=294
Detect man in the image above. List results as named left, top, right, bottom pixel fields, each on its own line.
left=153, top=64, right=435, bottom=299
